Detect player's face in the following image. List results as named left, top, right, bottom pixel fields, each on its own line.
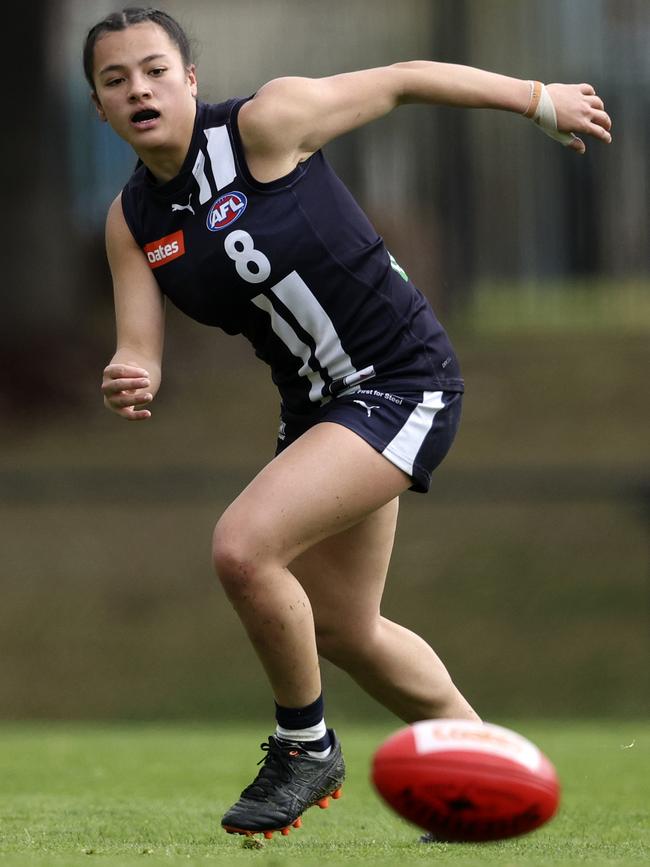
left=91, top=22, right=197, bottom=149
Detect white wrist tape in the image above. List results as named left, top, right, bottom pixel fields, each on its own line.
left=524, top=80, right=576, bottom=147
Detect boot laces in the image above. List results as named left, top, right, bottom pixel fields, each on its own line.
left=239, top=738, right=303, bottom=801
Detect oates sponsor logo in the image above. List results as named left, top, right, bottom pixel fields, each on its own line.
left=144, top=230, right=185, bottom=268
left=206, top=192, right=247, bottom=231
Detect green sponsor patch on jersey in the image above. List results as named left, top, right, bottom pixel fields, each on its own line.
left=388, top=252, right=408, bottom=282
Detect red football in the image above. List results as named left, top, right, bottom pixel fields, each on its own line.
left=371, top=719, right=560, bottom=842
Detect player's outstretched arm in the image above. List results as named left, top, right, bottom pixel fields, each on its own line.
left=239, top=62, right=611, bottom=165
left=102, top=195, right=165, bottom=421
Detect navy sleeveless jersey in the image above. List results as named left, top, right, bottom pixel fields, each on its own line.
left=120, top=99, right=463, bottom=413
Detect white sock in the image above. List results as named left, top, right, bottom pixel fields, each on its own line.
left=275, top=719, right=332, bottom=758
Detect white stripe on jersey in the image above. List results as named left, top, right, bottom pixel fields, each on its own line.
left=191, top=150, right=213, bottom=205
left=269, top=271, right=358, bottom=387
left=382, top=391, right=445, bottom=475
left=252, top=293, right=327, bottom=403
left=205, top=126, right=236, bottom=191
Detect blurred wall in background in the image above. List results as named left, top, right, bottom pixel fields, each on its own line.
left=1, top=0, right=647, bottom=721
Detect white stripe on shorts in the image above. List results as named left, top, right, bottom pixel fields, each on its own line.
left=381, top=391, right=445, bottom=476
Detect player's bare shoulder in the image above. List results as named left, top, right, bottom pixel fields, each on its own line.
left=105, top=192, right=158, bottom=278
left=237, top=78, right=306, bottom=151
left=106, top=192, right=138, bottom=251
left=237, top=80, right=314, bottom=182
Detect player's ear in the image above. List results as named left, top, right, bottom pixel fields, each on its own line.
left=91, top=92, right=108, bottom=122
left=187, top=64, right=198, bottom=98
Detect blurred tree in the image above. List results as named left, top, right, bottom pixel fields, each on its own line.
left=430, top=0, right=476, bottom=309
left=1, top=0, right=87, bottom=416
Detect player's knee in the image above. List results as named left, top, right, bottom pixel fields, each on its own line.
left=212, top=517, right=263, bottom=597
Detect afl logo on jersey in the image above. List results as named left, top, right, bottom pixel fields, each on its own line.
left=206, top=192, right=248, bottom=231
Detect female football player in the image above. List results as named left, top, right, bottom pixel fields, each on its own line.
left=85, top=7, right=611, bottom=839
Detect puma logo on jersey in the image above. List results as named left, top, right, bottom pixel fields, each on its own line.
left=207, top=191, right=248, bottom=231
left=144, top=230, right=185, bottom=269
left=171, top=194, right=195, bottom=215
left=353, top=400, right=380, bottom=417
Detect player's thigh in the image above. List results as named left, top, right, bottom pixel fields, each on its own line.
left=213, top=422, right=410, bottom=572
left=290, top=497, right=399, bottom=642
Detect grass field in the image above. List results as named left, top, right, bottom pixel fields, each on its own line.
left=0, top=721, right=648, bottom=866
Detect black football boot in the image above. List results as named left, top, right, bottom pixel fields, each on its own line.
left=221, top=730, right=345, bottom=839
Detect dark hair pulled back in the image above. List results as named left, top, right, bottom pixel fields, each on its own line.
left=83, top=7, right=193, bottom=92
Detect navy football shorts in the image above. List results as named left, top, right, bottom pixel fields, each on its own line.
left=275, top=387, right=463, bottom=493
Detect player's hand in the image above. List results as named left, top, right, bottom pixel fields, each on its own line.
left=546, top=83, right=612, bottom=154
left=102, top=363, right=153, bottom=420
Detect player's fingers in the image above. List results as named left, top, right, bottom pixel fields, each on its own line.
left=104, top=391, right=153, bottom=412
left=102, top=376, right=150, bottom=395
left=590, top=122, right=612, bottom=143
left=110, top=403, right=152, bottom=420
left=563, top=103, right=611, bottom=143
left=579, top=82, right=596, bottom=96
left=119, top=407, right=152, bottom=421
left=113, top=391, right=153, bottom=409
left=586, top=94, right=604, bottom=112
left=103, top=363, right=150, bottom=380
left=591, top=109, right=612, bottom=132
left=580, top=111, right=612, bottom=143
left=567, top=135, right=586, bottom=155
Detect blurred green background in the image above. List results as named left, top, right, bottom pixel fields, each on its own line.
left=2, top=0, right=648, bottom=723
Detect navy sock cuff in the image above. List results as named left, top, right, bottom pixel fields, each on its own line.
left=275, top=694, right=324, bottom=730
left=299, top=732, right=332, bottom=752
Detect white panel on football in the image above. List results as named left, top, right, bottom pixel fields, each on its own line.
left=412, top=719, right=542, bottom=772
